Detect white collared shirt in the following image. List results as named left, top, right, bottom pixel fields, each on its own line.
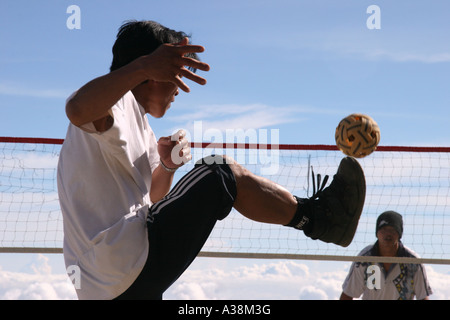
left=57, top=91, right=160, bottom=299
left=342, top=242, right=433, bottom=300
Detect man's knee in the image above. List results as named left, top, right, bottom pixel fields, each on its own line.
left=195, top=154, right=233, bottom=166
left=196, top=155, right=247, bottom=179
left=194, top=155, right=238, bottom=220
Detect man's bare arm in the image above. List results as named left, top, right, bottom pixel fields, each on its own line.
left=66, top=38, right=209, bottom=127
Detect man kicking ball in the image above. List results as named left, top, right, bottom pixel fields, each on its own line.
left=57, top=20, right=366, bottom=300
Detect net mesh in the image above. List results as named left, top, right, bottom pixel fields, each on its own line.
left=0, top=138, right=449, bottom=264
left=0, top=139, right=62, bottom=249
left=187, top=145, right=450, bottom=263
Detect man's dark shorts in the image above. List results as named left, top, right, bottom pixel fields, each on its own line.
left=115, top=155, right=237, bottom=300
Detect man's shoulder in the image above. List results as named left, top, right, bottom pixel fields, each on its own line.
left=398, top=242, right=421, bottom=258
left=351, top=244, right=377, bottom=269
left=358, top=243, right=376, bottom=256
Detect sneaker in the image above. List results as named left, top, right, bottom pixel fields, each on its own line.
left=293, top=156, right=366, bottom=247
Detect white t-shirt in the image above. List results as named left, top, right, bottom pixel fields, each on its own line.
left=57, top=91, right=160, bottom=300
left=342, top=242, right=433, bottom=300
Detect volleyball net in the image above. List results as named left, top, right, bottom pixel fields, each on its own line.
left=0, top=137, right=449, bottom=265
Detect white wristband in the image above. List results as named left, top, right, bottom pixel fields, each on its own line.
left=160, top=159, right=178, bottom=173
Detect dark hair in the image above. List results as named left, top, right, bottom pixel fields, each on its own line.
left=110, top=20, right=199, bottom=72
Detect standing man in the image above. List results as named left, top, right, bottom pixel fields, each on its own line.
left=340, top=211, right=433, bottom=300
left=58, top=20, right=366, bottom=300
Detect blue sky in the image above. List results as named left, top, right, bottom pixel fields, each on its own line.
left=0, top=0, right=449, bottom=300
left=1, top=0, right=449, bottom=145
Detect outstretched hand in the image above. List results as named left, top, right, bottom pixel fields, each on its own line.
left=139, top=37, right=210, bottom=93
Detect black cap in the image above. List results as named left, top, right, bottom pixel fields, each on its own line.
left=376, top=211, right=403, bottom=238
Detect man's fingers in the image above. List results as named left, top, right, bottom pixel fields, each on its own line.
left=181, top=56, right=210, bottom=72
left=171, top=42, right=210, bottom=72
left=171, top=129, right=187, bottom=142
left=179, top=68, right=207, bottom=86
left=144, top=41, right=209, bottom=91
left=175, top=37, right=190, bottom=46
left=173, top=75, right=191, bottom=93
left=157, top=136, right=172, bottom=145
left=173, top=69, right=208, bottom=92
left=174, top=43, right=205, bottom=54
left=180, top=147, right=192, bottom=163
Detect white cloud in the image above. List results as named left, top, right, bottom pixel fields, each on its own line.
left=0, top=82, right=69, bottom=99
left=171, top=282, right=210, bottom=300
left=266, top=24, right=450, bottom=64
left=364, top=50, right=450, bottom=64
left=167, top=103, right=302, bottom=133
left=165, top=259, right=450, bottom=300
left=165, top=260, right=347, bottom=300
left=165, top=103, right=349, bottom=144
left=0, top=257, right=448, bottom=300
left=425, top=266, right=450, bottom=300
left=0, top=255, right=76, bottom=300
left=298, top=286, right=328, bottom=300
